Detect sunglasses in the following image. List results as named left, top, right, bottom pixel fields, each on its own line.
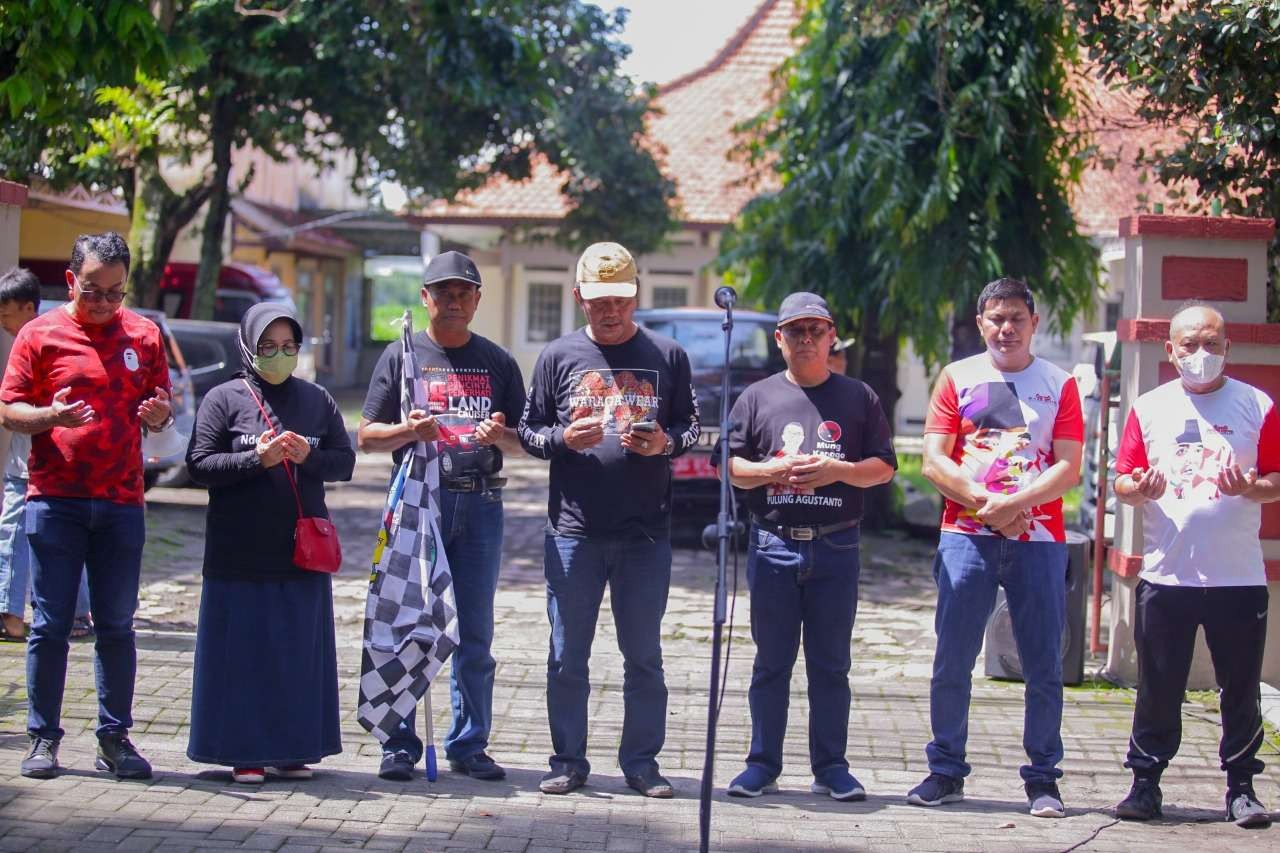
left=77, top=286, right=128, bottom=304
left=780, top=323, right=832, bottom=340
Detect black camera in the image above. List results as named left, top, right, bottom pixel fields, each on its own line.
left=439, top=442, right=502, bottom=479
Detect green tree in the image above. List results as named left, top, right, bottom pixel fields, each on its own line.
left=2, top=1, right=676, bottom=316
left=719, top=0, right=1097, bottom=527
left=1077, top=0, right=1280, bottom=318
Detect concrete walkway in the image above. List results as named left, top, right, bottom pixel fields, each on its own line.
left=0, top=449, right=1276, bottom=852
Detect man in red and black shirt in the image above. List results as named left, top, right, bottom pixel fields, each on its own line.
left=0, top=232, right=174, bottom=781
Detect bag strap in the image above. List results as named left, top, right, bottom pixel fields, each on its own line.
left=241, top=377, right=304, bottom=517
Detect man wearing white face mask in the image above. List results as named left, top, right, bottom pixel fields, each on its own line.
left=1113, top=301, right=1280, bottom=828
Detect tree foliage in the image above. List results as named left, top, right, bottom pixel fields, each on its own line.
left=1, top=1, right=675, bottom=315
left=719, top=0, right=1097, bottom=369
left=1077, top=0, right=1280, bottom=316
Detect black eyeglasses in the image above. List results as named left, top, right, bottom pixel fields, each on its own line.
left=256, top=341, right=300, bottom=357
left=781, top=323, right=831, bottom=341
left=77, top=286, right=128, bottom=304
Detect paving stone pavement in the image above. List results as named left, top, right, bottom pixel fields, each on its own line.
left=1, top=442, right=1277, bottom=852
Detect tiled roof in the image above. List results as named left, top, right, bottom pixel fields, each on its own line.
left=421, top=0, right=1191, bottom=238
left=421, top=0, right=798, bottom=226
left=232, top=198, right=359, bottom=256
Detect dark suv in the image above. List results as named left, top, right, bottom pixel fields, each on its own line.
left=634, top=308, right=785, bottom=538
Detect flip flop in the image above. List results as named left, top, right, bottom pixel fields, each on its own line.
left=70, top=616, right=94, bottom=640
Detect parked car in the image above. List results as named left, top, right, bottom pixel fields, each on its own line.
left=167, top=319, right=243, bottom=401
left=36, top=301, right=196, bottom=489
left=634, top=308, right=786, bottom=540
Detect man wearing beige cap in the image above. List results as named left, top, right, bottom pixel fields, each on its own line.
left=518, top=242, right=700, bottom=798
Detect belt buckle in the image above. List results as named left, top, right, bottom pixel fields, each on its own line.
left=790, top=526, right=815, bottom=541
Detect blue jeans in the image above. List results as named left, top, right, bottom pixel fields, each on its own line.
left=383, top=488, right=504, bottom=763
left=926, top=532, right=1067, bottom=784
left=25, top=497, right=146, bottom=739
left=544, top=532, right=671, bottom=777
left=0, top=477, right=90, bottom=619
left=745, top=523, right=861, bottom=778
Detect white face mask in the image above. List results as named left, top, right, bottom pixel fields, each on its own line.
left=1176, top=348, right=1225, bottom=384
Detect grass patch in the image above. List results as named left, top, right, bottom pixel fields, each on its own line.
left=1187, top=689, right=1222, bottom=713
left=371, top=303, right=429, bottom=342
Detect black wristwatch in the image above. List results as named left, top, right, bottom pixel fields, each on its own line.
left=153, top=414, right=175, bottom=432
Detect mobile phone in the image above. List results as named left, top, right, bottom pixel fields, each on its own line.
left=630, top=421, right=658, bottom=433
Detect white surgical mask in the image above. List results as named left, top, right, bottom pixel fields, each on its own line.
left=1176, top=348, right=1225, bottom=384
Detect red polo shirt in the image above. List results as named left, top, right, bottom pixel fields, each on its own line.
left=0, top=306, right=170, bottom=505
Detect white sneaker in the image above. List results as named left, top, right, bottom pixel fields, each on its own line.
left=1026, top=781, right=1065, bottom=818
left=272, top=765, right=313, bottom=780
left=1227, top=788, right=1272, bottom=828
left=232, top=767, right=265, bottom=784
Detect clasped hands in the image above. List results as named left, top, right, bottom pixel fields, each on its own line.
left=969, top=489, right=1032, bottom=539
left=256, top=430, right=312, bottom=467
left=764, top=453, right=843, bottom=489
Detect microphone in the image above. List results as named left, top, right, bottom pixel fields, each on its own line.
left=713, top=286, right=737, bottom=310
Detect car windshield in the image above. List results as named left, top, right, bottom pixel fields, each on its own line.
left=642, top=318, right=783, bottom=372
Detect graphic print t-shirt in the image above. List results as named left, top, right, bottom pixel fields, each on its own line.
left=362, top=330, right=526, bottom=468
left=1115, top=378, right=1280, bottom=587
left=0, top=307, right=170, bottom=505
left=727, top=371, right=897, bottom=527
left=924, top=353, right=1083, bottom=542
left=518, top=326, right=700, bottom=538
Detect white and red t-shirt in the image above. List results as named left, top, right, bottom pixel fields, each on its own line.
left=1115, top=378, right=1280, bottom=587
left=925, top=353, right=1084, bottom=542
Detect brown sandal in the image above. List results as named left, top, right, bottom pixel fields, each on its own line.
left=0, top=615, right=26, bottom=642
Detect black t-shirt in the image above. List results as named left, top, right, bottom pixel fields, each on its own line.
left=518, top=326, right=700, bottom=539
left=362, top=330, right=526, bottom=467
left=727, top=371, right=897, bottom=526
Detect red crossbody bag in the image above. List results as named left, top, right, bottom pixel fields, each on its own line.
left=242, top=379, right=343, bottom=574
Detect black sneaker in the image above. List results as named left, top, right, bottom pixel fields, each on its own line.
left=20, top=735, right=59, bottom=779
left=1116, top=777, right=1163, bottom=821
left=378, top=750, right=415, bottom=781
left=625, top=766, right=674, bottom=799
left=906, top=772, right=964, bottom=806
left=539, top=767, right=587, bottom=795
left=95, top=733, right=152, bottom=780
left=1226, top=783, right=1272, bottom=828
left=1025, top=780, right=1066, bottom=818
left=448, top=752, right=506, bottom=781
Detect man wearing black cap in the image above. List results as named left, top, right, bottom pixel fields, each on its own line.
left=723, top=291, right=897, bottom=801
left=1112, top=301, right=1279, bottom=827
left=358, top=250, right=525, bottom=782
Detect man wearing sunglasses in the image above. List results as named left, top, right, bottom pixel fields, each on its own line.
left=722, top=291, right=897, bottom=802
left=359, top=250, right=525, bottom=782
left=0, top=232, right=174, bottom=781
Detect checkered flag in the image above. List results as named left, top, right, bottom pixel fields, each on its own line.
left=356, top=312, right=459, bottom=757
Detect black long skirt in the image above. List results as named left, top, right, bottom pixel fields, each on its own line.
left=187, top=572, right=342, bottom=767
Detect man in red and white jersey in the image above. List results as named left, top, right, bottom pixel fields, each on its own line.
left=907, top=277, right=1083, bottom=818
left=1113, top=302, right=1280, bottom=828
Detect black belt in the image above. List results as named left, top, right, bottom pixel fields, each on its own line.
left=752, top=516, right=859, bottom=541
left=442, top=476, right=507, bottom=493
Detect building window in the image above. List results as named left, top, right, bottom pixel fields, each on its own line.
left=527, top=283, right=562, bottom=343
left=652, top=286, right=689, bottom=309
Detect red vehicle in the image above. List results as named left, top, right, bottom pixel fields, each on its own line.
left=20, top=258, right=295, bottom=323
left=157, top=260, right=296, bottom=322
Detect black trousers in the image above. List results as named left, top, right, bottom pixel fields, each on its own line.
left=1126, top=579, right=1268, bottom=782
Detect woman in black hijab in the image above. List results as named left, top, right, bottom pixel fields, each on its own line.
left=185, top=304, right=355, bottom=784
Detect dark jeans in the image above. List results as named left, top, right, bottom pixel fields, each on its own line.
left=544, top=532, right=671, bottom=777
left=25, top=497, right=145, bottom=739
left=383, top=488, right=503, bottom=762
left=1126, top=580, right=1268, bottom=783
left=744, top=523, right=861, bottom=779
left=926, top=532, right=1067, bottom=784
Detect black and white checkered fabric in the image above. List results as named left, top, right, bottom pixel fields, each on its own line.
left=356, top=312, right=459, bottom=743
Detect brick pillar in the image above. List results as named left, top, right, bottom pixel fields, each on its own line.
left=1106, top=214, right=1280, bottom=687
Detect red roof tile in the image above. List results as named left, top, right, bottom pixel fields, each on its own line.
left=421, top=0, right=798, bottom=226
left=421, top=0, right=1192, bottom=239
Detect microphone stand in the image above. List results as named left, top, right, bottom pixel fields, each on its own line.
left=698, top=298, right=735, bottom=853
